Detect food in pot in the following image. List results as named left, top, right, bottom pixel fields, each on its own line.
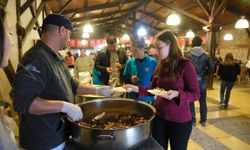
left=77, top=114, right=148, bottom=129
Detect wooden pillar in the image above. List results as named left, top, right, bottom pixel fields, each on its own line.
left=205, top=24, right=221, bottom=89
left=16, top=0, right=23, bottom=61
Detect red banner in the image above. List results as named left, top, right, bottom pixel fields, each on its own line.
left=81, top=40, right=88, bottom=48
left=69, top=39, right=106, bottom=48
left=90, top=39, right=95, bottom=48
left=69, top=40, right=76, bottom=48
left=144, top=36, right=154, bottom=44
left=178, top=36, right=206, bottom=48
left=96, top=39, right=101, bottom=46
left=76, top=40, right=83, bottom=48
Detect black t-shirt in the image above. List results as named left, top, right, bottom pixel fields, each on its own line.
left=11, top=41, right=79, bottom=149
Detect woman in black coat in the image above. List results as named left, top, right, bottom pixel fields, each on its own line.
left=218, top=53, right=240, bottom=109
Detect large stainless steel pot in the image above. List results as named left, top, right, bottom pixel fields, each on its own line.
left=70, top=98, right=156, bottom=150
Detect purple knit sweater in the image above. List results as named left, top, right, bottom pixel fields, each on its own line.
left=139, top=58, right=200, bottom=123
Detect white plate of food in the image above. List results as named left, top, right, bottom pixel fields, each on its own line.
left=113, top=87, right=132, bottom=93
left=147, top=88, right=168, bottom=96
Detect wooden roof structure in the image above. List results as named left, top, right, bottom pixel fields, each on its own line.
left=44, top=0, right=250, bottom=38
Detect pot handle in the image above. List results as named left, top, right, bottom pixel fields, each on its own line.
left=96, top=135, right=116, bottom=140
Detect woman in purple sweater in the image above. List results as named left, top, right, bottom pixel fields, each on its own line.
left=126, top=30, right=200, bottom=150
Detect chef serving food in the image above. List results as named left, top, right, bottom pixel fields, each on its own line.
left=11, top=14, right=113, bottom=150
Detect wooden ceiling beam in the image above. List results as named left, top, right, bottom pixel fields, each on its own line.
left=210, top=0, right=230, bottom=23
left=56, top=0, right=63, bottom=9
left=140, top=0, right=153, bottom=20
left=44, top=2, right=51, bottom=16
left=100, top=0, right=111, bottom=16
left=127, top=16, right=161, bottom=31
left=22, top=1, right=44, bottom=44
left=226, top=5, right=250, bottom=18
left=142, top=6, right=164, bottom=23
left=59, top=0, right=72, bottom=14
left=70, top=12, right=77, bottom=20
left=72, top=0, right=153, bottom=37
left=75, top=16, right=160, bottom=33
left=30, top=2, right=41, bottom=34
left=154, top=0, right=209, bottom=25
left=84, top=0, right=88, bottom=12
left=72, top=0, right=149, bottom=22
left=75, top=16, right=124, bottom=28
left=196, top=0, right=210, bottom=17
left=210, top=0, right=216, bottom=18
left=96, top=20, right=156, bottom=35
left=137, top=10, right=201, bottom=31
left=20, top=0, right=35, bottom=15
left=61, top=0, right=138, bottom=14
left=183, top=3, right=197, bottom=10
left=72, top=9, right=126, bottom=22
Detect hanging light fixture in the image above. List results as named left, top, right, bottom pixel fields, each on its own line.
left=166, top=12, right=181, bottom=26
left=82, top=32, right=90, bottom=38
left=185, top=30, right=195, bottom=38
left=224, top=33, right=233, bottom=41
left=235, top=16, right=249, bottom=29
left=137, top=26, right=147, bottom=36
left=122, top=34, right=130, bottom=41
left=83, top=23, right=93, bottom=33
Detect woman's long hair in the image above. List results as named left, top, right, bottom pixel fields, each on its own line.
left=222, top=53, right=235, bottom=66
left=154, top=30, right=183, bottom=79
left=0, top=6, right=6, bottom=65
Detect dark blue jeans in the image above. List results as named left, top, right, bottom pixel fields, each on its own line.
left=220, top=80, right=234, bottom=107
left=190, top=80, right=207, bottom=123
left=152, top=116, right=192, bottom=150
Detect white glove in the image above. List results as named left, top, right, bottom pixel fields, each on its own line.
left=61, top=102, right=83, bottom=121
left=96, top=86, right=113, bottom=97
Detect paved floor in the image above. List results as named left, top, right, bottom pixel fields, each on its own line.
left=187, top=80, right=250, bottom=150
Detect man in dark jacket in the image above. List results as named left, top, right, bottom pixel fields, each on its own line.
left=94, top=35, right=128, bottom=86
left=11, top=14, right=112, bottom=150
left=185, top=36, right=214, bottom=127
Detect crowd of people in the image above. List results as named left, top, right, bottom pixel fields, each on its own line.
left=1, top=11, right=250, bottom=150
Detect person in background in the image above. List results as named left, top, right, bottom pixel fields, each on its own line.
left=148, top=47, right=159, bottom=61
left=123, top=39, right=157, bottom=103
left=11, top=14, right=113, bottom=150
left=0, top=6, right=17, bottom=150
left=245, top=60, right=250, bottom=78
left=185, top=36, right=214, bottom=127
left=94, top=35, right=128, bottom=86
left=125, top=30, right=200, bottom=150
left=74, top=49, right=94, bottom=84
left=218, top=53, right=240, bottom=109
left=65, top=51, right=75, bottom=68
left=213, top=54, right=222, bottom=79
left=126, top=49, right=133, bottom=59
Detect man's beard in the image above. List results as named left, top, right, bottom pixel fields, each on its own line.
left=61, top=42, right=68, bottom=50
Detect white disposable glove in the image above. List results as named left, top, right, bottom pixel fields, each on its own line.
left=96, top=86, right=113, bottom=97
left=61, top=102, right=83, bottom=121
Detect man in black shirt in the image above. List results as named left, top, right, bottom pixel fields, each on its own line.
left=11, top=14, right=112, bottom=150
